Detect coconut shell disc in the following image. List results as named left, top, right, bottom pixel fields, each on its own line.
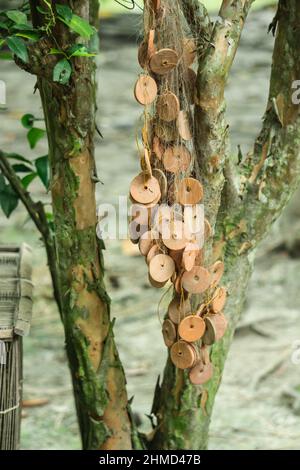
left=162, top=319, right=177, bottom=347
left=182, top=266, right=211, bottom=294
left=182, top=242, right=198, bottom=272
left=163, top=145, right=191, bottom=174
left=130, top=172, right=161, bottom=204
left=134, top=75, right=158, bottom=106
left=149, top=253, right=175, bottom=283
left=200, top=344, right=210, bottom=365
left=157, top=92, right=180, bottom=122
left=189, top=362, right=213, bottom=385
left=183, top=38, right=197, bottom=67
left=146, top=244, right=161, bottom=264
left=139, top=230, right=156, bottom=256
left=138, top=41, right=148, bottom=69
left=148, top=273, right=167, bottom=288
left=152, top=136, right=164, bottom=160
left=170, top=340, right=196, bottom=369
left=203, top=313, right=227, bottom=345
left=168, top=297, right=191, bottom=324
left=210, top=260, right=225, bottom=286
left=211, top=286, right=227, bottom=314
left=178, top=110, right=192, bottom=140
left=178, top=315, right=205, bottom=342
left=163, top=220, right=187, bottom=251
left=202, top=316, right=216, bottom=345
left=178, top=178, right=203, bottom=205
left=149, top=48, right=179, bottom=75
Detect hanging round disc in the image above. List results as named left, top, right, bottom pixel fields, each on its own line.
left=156, top=92, right=180, bottom=122
left=149, top=253, right=175, bottom=283
left=203, top=313, right=227, bottom=344
left=210, top=260, right=225, bottom=287
left=200, top=344, right=210, bottom=365
left=195, top=249, right=204, bottom=266
left=213, top=312, right=228, bottom=341
left=149, top=48, right=179, bottom=75
left=148, top=273, right=167, bottom=288
left=183, top=38, right=197, bottom=67
left=178, top=110, right=192, bottom=140
left=162, top=319, right=177, bottom=348
left=134, top=75, right=158, bottom=106
left=182, top=266, right=211, bottom=294
left=174, top=272, right=184, bottom=295
left=178, top=177, right=203, bottom=205
left=163, top=145, right=191, bottom=173
left=139, top=230, right=156, bottom=256
left=170, top=340, right=196, bottom=369
left=189, top=362, right=213, bottom=385
left=202, top=317, right=216, bottom=345
left=138, top=41, right=148, bottom=69
left=152, top=136, right=164, bottom=160
left=182, top=242, right=199, bottom=272
left=168, top=297, right=191, bottom=324
left=162, top=220, right=188, bottom=251
left=143, top=192, right=161, bottom=209
left=211, top=286, right=227, bottom=314
left=130, top=172, right=161, bottom=204
left=152, top=168, right=168, bottom=200
left=178, top=315, right=205, bottom=342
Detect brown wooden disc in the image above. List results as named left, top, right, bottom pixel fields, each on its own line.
left=184, top=205, right=204, bottom=238
left=134, top=75, right=157, bottom=105
left=152, top=136, right=164, bottom=160
left=189, top=362, right=213, bottom=385
left=155, top=121, right=177, bottom=143
left=152, top=169, right=168, bottom=200
left=139, top=230, right=156, bottom=256
left=146, top=244, right=161, bottom=265
left=148, top=273, right=167, bottom=288
left=182, top=242, right=198, bottom=272
left=195, top=249, right=204, bottom=266
left=162, top=220, right=187, bottom=251
left=200, top=344, right=210, bottom=365
left=149, top=48, right=179, bottom=75
left=157, top=92, right=180, bottom=122
left=143, top=192, right=161, bottom=209
left=174, top=272, right=183, bottom=294
left=162, top=319, right=177, bottom=348
left=149, top=253, right=175, bottom=283
left=153, top=204, right=172, bottom=234
left=185, top=67, right=197, bottom=105
left=183, top=38, right=197, bottom=67
left=168, top=297, right=191, bottom=324
left=210, top=260, right=225, bottom=286
left=178, top=178, right=203, bottom=205
left=182, top=266, right=211, bottom=294
left=163, top=145, right=191, bottom=174
left=213, top=312, right=228, bottom=341
left=177, top=110, right=192, bottom=140
left=148, top=29, right=156, bottom=58
left=170, top=340, right=196, bottom=369
left=178, top=315, right=205, bottom=342
left=211, top=286, right=227, bottom=314
left=202, top=316, right=216, bottom=345
left=130, top=172, right=161, bottom=204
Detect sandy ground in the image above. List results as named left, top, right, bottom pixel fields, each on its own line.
left=1, top=8, right=300, bottom=450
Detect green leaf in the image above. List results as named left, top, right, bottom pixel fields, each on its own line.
left=67, top=44, right=96, bottom=58
left=5, top=10, right=28, bottom=25
left=0, top=52, right=12, bottom=60
left=6, top=36, right=28, bottom=63
left=0, top=181, right=19, bottom=218
left=21, top=113, right=35, bottom=129
left=0, top=174, right=5, bottom=192
left=15, top=31, right=40, bottom=41
left=53, top=58, right=72, bottom=85
left=27, top=127, right=46, bottom=149
left=49, top=47, right=64, bottom=55
left=35, top=155, right=49, bottom=189
left=5, top=152, right=31, bottom=163
left=0, top=20, right=9, bottom=30
left=56, top=4, right=72, bottom=22
left=67, top=15, right=95, bottom=39
left=21, top=172, right=37, bottom=189
left=12, top=163, right=33, bottom=173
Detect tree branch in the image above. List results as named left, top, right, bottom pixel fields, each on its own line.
left=0, top=150, right=62, bottom=314
left=180, top=0, right=212, bottom=44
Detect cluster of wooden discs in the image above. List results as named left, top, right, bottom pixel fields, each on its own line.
left=129, top=0, right=228, bottom=385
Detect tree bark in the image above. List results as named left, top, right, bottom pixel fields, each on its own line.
left=28, top=0, right=133, bottom=450
left=150, top=0, right=300, bottom=450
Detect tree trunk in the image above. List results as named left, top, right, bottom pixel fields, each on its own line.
left=29, top=1, right=133, bottom=450
left=150, top=0, right=300, bottom=450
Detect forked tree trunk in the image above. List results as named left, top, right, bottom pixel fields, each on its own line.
left=28, top=1, right=133, bottom=450
left=149, top=0, right=300, bottom=450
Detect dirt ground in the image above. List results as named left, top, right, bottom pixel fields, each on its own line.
left=1, top=8, right=300, bottom=450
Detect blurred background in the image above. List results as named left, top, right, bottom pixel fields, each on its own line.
left=1, top=0, right=300, bottom=450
